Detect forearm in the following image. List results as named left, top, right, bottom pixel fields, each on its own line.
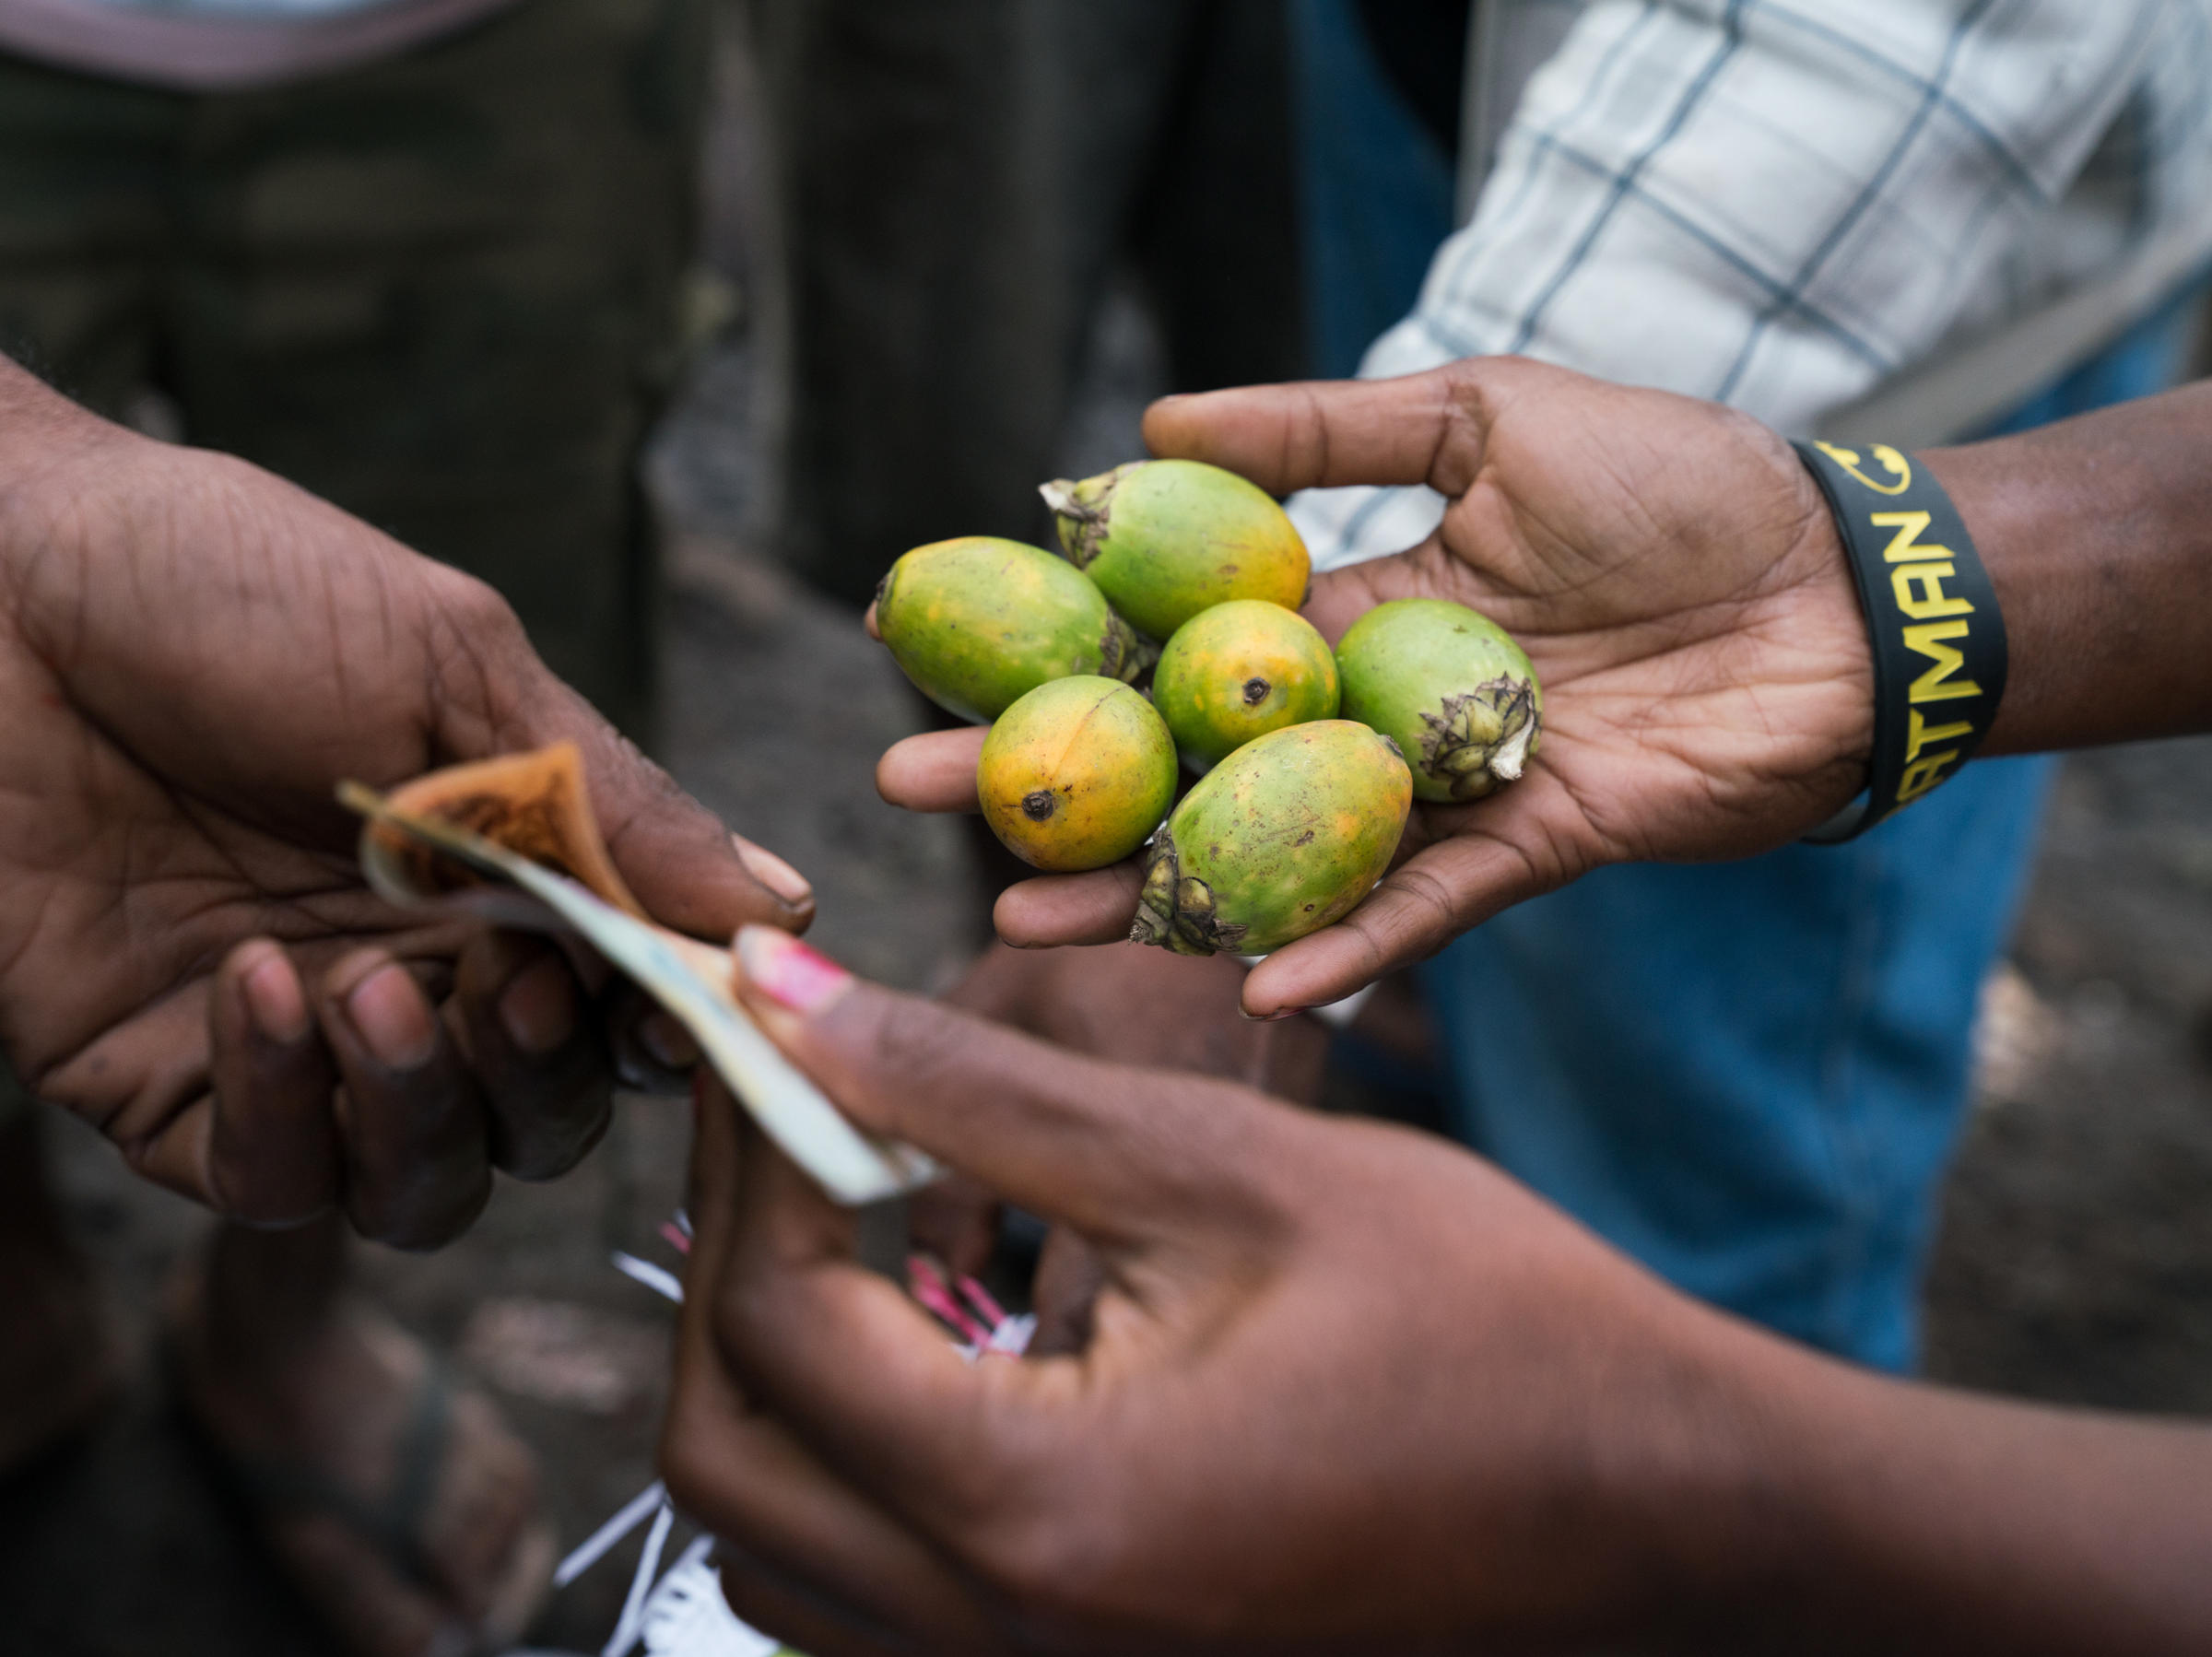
left=1924, top=380, right=2212, bottom=754
left=1719, top=1349, right=2212, bottom=1653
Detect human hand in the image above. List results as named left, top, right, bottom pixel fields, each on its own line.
left=660, top=927, right=1810, bottom=1654
left=944, top=941, right=1328, bottom=1102
left=0, top=362, right=811, bottom=1245
left=905, top=942, right=1331, bottom=1286
left=879, top=358, right=1871, bottom=1016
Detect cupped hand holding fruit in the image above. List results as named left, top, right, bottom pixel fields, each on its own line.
left=880, top=357, right=1872, bottom=1017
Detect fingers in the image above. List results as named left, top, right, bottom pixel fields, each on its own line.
left=582, top=725, right=816, bottom=937
left=208, top=941, right=341, bottom=1225
left=452, top=930, right=614, bottom=1180
left=712, top=1552, right=933, bottom=1657
left=876, top=728, right=984, bottom=813
left=710, top=1108, right=1051, bottom=1561
left=908, top=1175, right=1001, bottom=1280
left=732, top=927, right=1265, bottom=1238
left=1140, top=364, right=1497, bottom=497
left=201, top=931, right=641, bottom=1236
left=939, top=941, right=1040, bottom=1023
left=732, top=835, right=815, bottom=915
left=663, top=1367, right=1005, bottom=1653
left=607, top=984, right=701, bottom=1094
left=876, top=730, right=1146, bottom=945
left=417, top=587, right=812, bottom=940
left=991, top=864, right=1145, bottom=947
left=1028, top=1227, right=1108, bottom=1357
left=664, top=1080, right=1005, bottom=1652
left=1237, top=807, right=1577, bottom=1017
left=315, top=948, right=492, bottom=1249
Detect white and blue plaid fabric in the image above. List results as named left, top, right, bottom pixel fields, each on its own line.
left=1294, top=0, right=2212, bottom=570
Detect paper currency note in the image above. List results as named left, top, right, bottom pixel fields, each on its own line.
left=341, top=746, right=935, bottom=1205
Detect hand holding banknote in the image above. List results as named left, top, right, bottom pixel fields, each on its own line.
left=661, top=929, right=1800, bottom=1652
left=0, top=358, right=810, bottom=1245
left=665, top=930, right=2212, bottom=1655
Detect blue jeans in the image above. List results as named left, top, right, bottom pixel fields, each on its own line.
left=1287, top=0, right=1457, bottom=379
left=1293, top=0, right=2203, bottom=1369
left=1419, top=761, right=2053, bottom=1370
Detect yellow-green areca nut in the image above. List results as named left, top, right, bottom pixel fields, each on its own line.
left=1131, top=720, right=1409, bottom=956
left=1151, top=600, right=1339, bottom=773
left=978, top=676, right=1177, bottom=871
left=1039, top=458, right=1310, bottom=640
left=1335, top=598, right=1541, bottom=803
left=876, top=536, right=1149, bottom=723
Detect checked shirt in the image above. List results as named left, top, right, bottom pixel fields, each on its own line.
left=1294, top=0, right=2212, bottom=570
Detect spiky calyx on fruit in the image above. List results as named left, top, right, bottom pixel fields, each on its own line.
left=1335, top=598, right=1542, bottom=804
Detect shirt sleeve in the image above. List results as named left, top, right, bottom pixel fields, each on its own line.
left=1293, top=0, right=2182, bottom=570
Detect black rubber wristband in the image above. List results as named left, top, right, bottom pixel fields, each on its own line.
left=1794, top=441, right=2007, bottom=844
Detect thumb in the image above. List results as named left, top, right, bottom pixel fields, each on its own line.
left=1140, top=361, right=1505, bottom=497
left=556, top=692, right=815, bottom=939
left=729, top=926, right=1270, bottom=1241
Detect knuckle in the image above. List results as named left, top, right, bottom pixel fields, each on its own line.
left=494, top=1116, right=604, bottom=1182
left=359, top=1169, right=491, bottom=1252
left=974, top=1497, right=1138, bottom=1627
left=435, top=568, right=526, bottom=642
left=656, top=1380, right=721, bottom=1516
left=714, top=1244, right=798, bottom=1369
left=862, top=995, right=970, bottom=1124
left=420, top=570, right=534, bottom=725
left=955, top=1430, right=1138, bottom=1621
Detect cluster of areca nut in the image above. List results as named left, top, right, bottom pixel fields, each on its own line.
left=872, top=459, right=1543, bottom=957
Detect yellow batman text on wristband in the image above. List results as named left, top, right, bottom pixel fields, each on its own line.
left=1794, top=441, right=2007, bottom=843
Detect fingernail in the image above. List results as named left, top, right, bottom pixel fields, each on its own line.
left=735, top=924, right=851, bottom=1014
left=640, top=1008, right=697, bottom=1070
left=1239, top=1005, right=1304, bottom=1023
left=498, top=953, right=577, bottom=1057
left=346, top=964, right=438, bottom=1070
left=734, top=835, right=814, bottom=908
left=242, top=949, right=311, bottom=1045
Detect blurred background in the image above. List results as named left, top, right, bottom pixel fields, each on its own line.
left=4, top=3, right=2211, bottom=1651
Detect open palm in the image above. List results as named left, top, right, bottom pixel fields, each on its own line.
left=878, top=358, right=1872, bottom=1016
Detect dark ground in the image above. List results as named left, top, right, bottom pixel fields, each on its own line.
left=6, top=85, right=2212, bottom=1657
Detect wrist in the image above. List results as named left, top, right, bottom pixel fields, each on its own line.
left=1583, top=1310, right=1860, bottom=1643
left=1791, top=441, right=2006, bottom=842
left=1924, top=381, right=2212, bottom=757
left=1779, top=461, right=1878, bottom=785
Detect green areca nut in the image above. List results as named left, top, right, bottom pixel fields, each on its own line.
left=1130, top=720, right=1409, bottom=956
left=1039, top=458, right=1310, bottom=641
left=1335, top=598, right=1541, bottom=803
left=1151, top=599, right=1340, bottom=773
left=978, top=676, right=1178, bottom=872
left=875, top=536, right=1148, bottom=723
